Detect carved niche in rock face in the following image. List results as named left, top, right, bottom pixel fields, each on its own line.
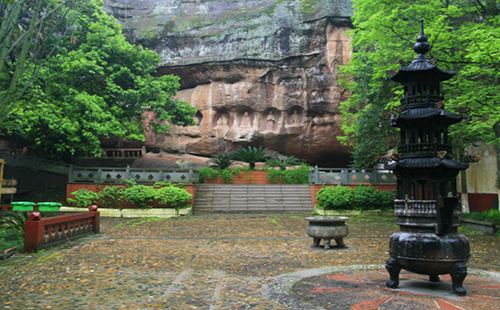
left=239, top=111, right=253, bottom=130
left=192, top=111, right=203, bottom=126
left=266, top=111, right=276, bottom=132
left=288, top=109, right=302, bottom=126
left=262, top=108, right=280, bottom=133
left=215, top=113, right=229, bottom=128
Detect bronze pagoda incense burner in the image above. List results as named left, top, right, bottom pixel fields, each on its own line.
left=384, top=20, right=470, bottom=296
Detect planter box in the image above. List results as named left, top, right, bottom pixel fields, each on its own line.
left=12, top=202, right=36, bottom=211
left=37, top=202, right=62, bottom=212
left=98, top=208, right=122, bottom=217
left=460, top=218, right=498, bottom=235
left=205, top=171, right=269, bottom=184
left=315, top=208, right=393, bottom=216
left=60, top=206, right=192, bottom=218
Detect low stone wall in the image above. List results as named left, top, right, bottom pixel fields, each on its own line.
left=60, top=206, right=192, bottom=218
left=460, top=218, right=498, bottom=235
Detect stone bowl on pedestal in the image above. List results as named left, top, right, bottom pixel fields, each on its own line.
left=305, top=216, right=349, bottom=249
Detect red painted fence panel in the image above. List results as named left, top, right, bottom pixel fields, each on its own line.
left=24, top=205, right=100, bottom=253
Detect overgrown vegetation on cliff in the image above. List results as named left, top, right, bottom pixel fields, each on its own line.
left=0, top=0, right=195, bottom=161
left=339, top=0, right=500, bottom=168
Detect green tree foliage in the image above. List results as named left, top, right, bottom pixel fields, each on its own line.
left=1, top=0, right=196, bottom=160
left=0, top=0, right=92, bottom=118
left=339, top=0, right=500, bottom=168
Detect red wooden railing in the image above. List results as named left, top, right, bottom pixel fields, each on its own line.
left=24, top=205, right=100, bottom=253
left=79, top=146, right=146, bottom=158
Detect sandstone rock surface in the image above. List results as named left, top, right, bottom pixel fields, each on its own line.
left=104, top=0, right=354, bottom=167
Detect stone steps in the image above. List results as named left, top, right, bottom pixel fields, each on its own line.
left=193, top=184, right=314, bottom=212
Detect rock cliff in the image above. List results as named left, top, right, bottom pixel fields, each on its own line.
left=103, top=0, right=354, bottom=167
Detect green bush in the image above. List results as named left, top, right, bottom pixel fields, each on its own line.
left=99, top=186, right=125, bottom=209
left=461, top=210, right=500, bottom=223
left=123, top=185, right=156, bottom=209
left=266, top=164, right=309, bottom=184
left=353, top=186, right=394, bottom=210
left=315, top=186, right=354, bottom=210
left=219, top=169, right=234, bottom=184
left=376, top=190, right=395, bottom=210
left=353, top=186, right=378, bottom=210
left=154, top=186, right=192, bottom=209
left=317, top=185, right=394, bottom=211
left=68, top=189, right=99, bottom=208
left=199, top=167, right=219, bottom=183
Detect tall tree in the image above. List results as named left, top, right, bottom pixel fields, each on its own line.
left=1, top=0, right=196, bottom=160
left=0, top=0, right=93, bottom=117
left=339, top=0, right=500, bottom=168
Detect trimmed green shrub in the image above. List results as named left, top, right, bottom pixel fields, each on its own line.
left=375, top=189, right=395, bottom=210
left=123, top=185, right=156, bottom=209
left=68, top=189, right=99, bottom=208
left=353, top=185, right=378, bottom=210
left=99, top=186, right=125, bottom=209
left=266, top=164, right=310, bottom=184
left=154, top=186, right=192, bottom=209
left=315, top=186, right=354, bottom=210
left=353, top=185, right=394, bottom=210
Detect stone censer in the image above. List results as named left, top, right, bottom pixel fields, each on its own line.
left=384, top=20, right=470, bottom=296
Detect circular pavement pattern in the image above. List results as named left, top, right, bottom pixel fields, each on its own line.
left=264, top=265, right=500, bottom=310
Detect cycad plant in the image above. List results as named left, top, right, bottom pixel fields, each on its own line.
left=232, top=146, right=270, bottom=170
left=207, top=152, right=234, bottom=170
left=0, top=212, right=30, bottom=237
left=266, top=155, right=302, bottom=171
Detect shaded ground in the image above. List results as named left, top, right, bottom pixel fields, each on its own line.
left=0, top=213, right=499, bottom=309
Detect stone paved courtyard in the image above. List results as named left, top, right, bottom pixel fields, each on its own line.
left=1, top=213, right=499, bottom=309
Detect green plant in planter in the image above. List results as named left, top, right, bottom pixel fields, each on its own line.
left=199, top=167, right=219, bottom=183
left=265, top=155, right=302, bottom=171
left=123, top=185, right=156, bottom=209
left=153, top=182, right=173, bottom=188
left=232, top=146, right=270, bottom=170
left=219, top=169, right=234, bottom=184
left=208, top=152, right=234, bottom=170
left=99, top=186, right=125, bottom=209
left=266, top=164, right=310, bottom=184
left=154, top=186, right=192, bottom=209
left=68, top=189, right=99, bottom=208
left=315, top=185, right=354, bottom=210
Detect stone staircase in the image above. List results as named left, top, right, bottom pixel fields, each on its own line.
left=193, top=184, right=314, bottom=212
